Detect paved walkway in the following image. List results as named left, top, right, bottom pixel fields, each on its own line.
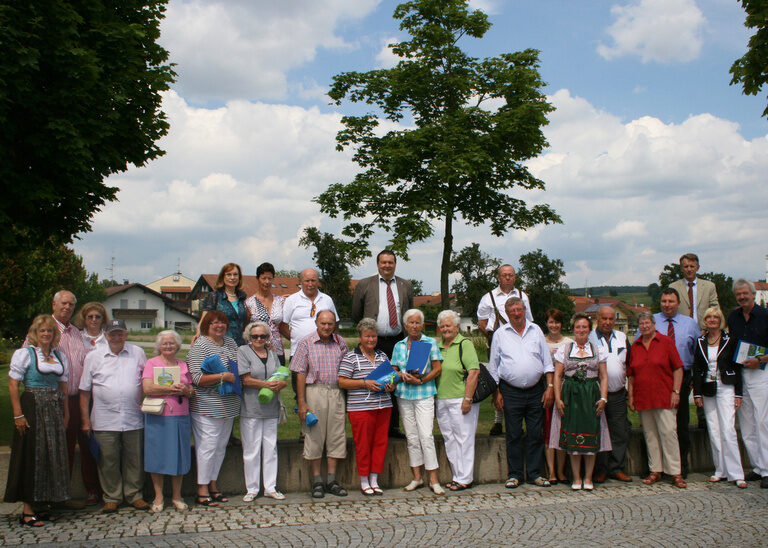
left=2, top=474, right=766, bottom=547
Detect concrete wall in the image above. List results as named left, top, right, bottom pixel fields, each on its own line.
left=49, top=427, right=753, bottom=499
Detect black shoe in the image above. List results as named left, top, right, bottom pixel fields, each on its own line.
left=389, top=430, right=406, bottom=439
left=745, top=471, right=761, bottom=481
left=489, top=423, right=503, bottom=436
left=761, top=476, right=768, bottom=489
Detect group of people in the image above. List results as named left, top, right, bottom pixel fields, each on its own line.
left=5, top=251, right=768, bottom=527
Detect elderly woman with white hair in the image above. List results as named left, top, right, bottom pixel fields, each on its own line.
left=391, top=308, right=443, bottom=494
left=436, top=310, right=480, bottom=491
left=142, top=330, right=195, bottom=512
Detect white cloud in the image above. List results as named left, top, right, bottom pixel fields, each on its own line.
left=604, top=220, right=647, bottom=240
left=160, top=0, right=380, bottom=102
left=597, top=0, right=705, bottom=63
left=375, top=36, right=401, bottom=69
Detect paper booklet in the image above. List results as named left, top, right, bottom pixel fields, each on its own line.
left=153, top=365, right=181, bottom=386
left=734, top=340, right=767, bottom=370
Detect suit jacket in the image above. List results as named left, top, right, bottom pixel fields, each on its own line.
left=691, top=332, right=742, bottom=398
left=352, top=274, right=414, bottom=327
left=670, top=277, right=719, bottom=328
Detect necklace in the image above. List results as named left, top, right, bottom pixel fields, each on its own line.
left=707, top=333, right=722, bottom=346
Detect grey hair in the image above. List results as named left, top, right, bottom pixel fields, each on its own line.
left=637, top=311, right=654, bottom=323
left=403, top=308, right=424, bottom=325
left=733, top=278, right=756, bottom=294
left=356, top=318, right=378, bottom=336
left=53, top=290, right=77, bottom=306
left=436, top=309, right=460, bottom=327
left=154, top=330, right=182, bottom=354
left=504, top=296, right=525, bottom=310
left=244, top=321, right=271, bottom=341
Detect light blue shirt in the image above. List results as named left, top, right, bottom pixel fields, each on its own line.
left=391, top=334, right=442, bottom=400
left=488, top=321, right=554, bottom=388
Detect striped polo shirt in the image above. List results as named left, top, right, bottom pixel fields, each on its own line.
left=338, top=347, right=393, bottom=412
left=187, top=336, right=241, bottom=418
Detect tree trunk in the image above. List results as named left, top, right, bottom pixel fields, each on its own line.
left=440, top=213, right=453, bottom=311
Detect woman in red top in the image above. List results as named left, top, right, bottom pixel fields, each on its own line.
left=627, top=311, right=686, bottom=488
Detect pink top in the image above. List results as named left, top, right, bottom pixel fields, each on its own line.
left=142, top=356, right=192, bottom=417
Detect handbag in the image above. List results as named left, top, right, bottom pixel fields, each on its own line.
left=459, top=339, right=498, bottom=403
left=701, top=381, right=717, bottom=398
left=141, top=397, right=166, bottom=415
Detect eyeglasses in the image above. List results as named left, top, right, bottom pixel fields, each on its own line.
left=211, top=320, right=227, bottom=326
left=86, top=314, right=102, bottom=320
left=250, top=334, right=269, bottom=340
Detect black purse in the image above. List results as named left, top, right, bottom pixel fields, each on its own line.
left=701, top=381, right=717, bottom=397
left=459, top=339, right=498, bottom=403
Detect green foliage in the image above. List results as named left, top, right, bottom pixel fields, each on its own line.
left=731, top=0, right=768, bottom=117
left=450, top=243, right=501, bottom=317
left=517, top=249, right=574, bottom=328
left=275, top=269, right=301, bottom=279
left=655, top=263, right=738, bottom=314
left=317, top=0, right=560, bottom=310
left=409, top=279, right=424, bottom=296
left=0, top=1, right=175, bottom=252
left=298, top=227, right=370, bottom=318
left=417, top=303, right=441, bottom=324
left=0, top=243, right=107, bottom=337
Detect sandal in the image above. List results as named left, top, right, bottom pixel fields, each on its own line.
left=672, top=475, right=687, bottom=489
left=642, top=472, right=662, bottom=485
left=708, top=475, right=725, bottom=483
left=312, top=482, right=325, bottom=498
left=361, top=487, right=375, bottom=496
left=195, top=496, right=219, bottom=507
left=449, top=482, right=472, bottom=491
left=371, top=486, right=383, bottom=495
left=326, top=481, right=348, bottom=497
left=209, top=491, right=228, bottom=503
left=446, top=481, right=458, bottom=490
left=505, top=478, right=519, bottom=489
left=19, top=513, right=46, bottom=527
left=736, top=480, right=748, bottom=489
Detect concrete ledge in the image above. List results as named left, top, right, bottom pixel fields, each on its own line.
left=0, top=427, right=754, bottom=499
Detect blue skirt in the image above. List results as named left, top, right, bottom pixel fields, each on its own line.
left=144, top=414, right=191, bottom=476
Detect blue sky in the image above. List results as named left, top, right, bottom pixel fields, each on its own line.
left=74, top=0, right=768, bottom=292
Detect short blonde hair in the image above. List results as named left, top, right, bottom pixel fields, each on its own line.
left=154, top=330, right=182, bottom=354
left=27, top=315, right=61, bottom=348
left=702, top=307, right=725, bottom=330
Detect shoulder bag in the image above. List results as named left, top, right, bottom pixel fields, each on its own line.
left=459, top=339, right=498, bottom=403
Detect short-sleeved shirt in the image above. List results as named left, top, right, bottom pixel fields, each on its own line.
left=487, top=321, right=554, bottom=388
left=289, top=331, right=348, bottom=385
left=476, top=287, right=533, bottom=329
left=202, top=290, right=248, bottom=346
left=142, top=356, right=192, bottom=417
left=589, top=329, right=629, bottom=393
left=237, top=345, right=281, bottom=419
left=553, top=342, right=609, bottom=378
left=391, top=334, right=442, bottom=400
left=627, top=332, right=683, bottom=410
left=80, top=343, right=147, bottom=431
left=338, top=347, right=393, bottom=411
left=10, top=347, right=69, bottom=384
left=437, top=334, right=479, bottom=399
left=283, top=290, right=339, bottom=357
left=186, top=336, right=241, bottom=419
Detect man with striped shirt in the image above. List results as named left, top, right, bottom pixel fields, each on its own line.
left=289, top=310, right=349, bottom=498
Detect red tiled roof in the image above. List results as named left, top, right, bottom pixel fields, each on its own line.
left=160, top=286, right=191, bottom=293
left=414, top=293, right=456, bottom=307
left=755, top=281, right=768, bottom=291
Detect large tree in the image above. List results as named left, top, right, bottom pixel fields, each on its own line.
left=517, top=249, right=573, bottom=328
left=0, top=1, right=175, bottom=252
left=298, top=227, right=369, bottom=318
left=318, top=0, right=560, bottom=310
left=450, top=243, right=501, bottom=318
left=731, top=0, right=768, bottom=117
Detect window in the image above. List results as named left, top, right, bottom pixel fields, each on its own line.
left=138, top=299, right=146, bottom=310
left=120, top=299, right=128, bottom=309
left=140, top=320, right=153, bottom=330
left=280, top=283, right=288, bottom=288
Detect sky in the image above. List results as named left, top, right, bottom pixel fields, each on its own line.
left=73, top=0, right=768, bottom=293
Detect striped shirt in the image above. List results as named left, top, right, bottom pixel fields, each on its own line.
left=338, top=347, right=393, bottom=412
left=289, top=331, right=348, bottom=385
left=392, top=334, right=442, bottom=400
left=187, top=336, right=241, bottom=418
left=53, top=317, right=89, bottom=396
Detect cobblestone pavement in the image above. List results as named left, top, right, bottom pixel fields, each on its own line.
left=2, top=474, right=767, bottom=547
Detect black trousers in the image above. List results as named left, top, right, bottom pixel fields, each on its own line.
left=595, top=388, right=631, bottom=476
left=677, top=369, right=693, bottom=474
left=377, top=332, right=404, bottom=433
left=499, top=379, right=545, bottom=481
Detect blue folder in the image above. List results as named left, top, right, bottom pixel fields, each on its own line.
left=86, top=431, right=100, bottom=462
left=364, top=359, right=400, bottom=393
left=406, top=340, right=432, bottom=374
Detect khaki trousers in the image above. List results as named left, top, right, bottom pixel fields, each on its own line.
left=639, top=408, right=681, bottom=475
left=93, top=429, right=144, bottom=504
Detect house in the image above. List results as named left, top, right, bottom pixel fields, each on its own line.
left=104, top=284, right=199, bottom=332
left=145, top=272, right=196, bottom=312
left=756, top=282, right=768, bottom=307
left=568, top=296, right=649, bottom=334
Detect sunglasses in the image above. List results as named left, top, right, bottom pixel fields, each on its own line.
left=86, top=314, right=102, bottom=320
left=250, top=334, right=269, bottom=340
left=310, top=303, right=317, bottom=318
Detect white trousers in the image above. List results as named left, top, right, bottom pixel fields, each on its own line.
left=190, top=413, right=234, bottom=485
left=702, top=383, right=744, bottom=480
left=398, top=397, right=438, bottom=470
left=436, top=398, right=479, bottom=484
left=241, top=417, right=279, bottom=494
left=738, top=368, right=768, bottom=476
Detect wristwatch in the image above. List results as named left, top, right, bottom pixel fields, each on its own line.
left=463, top=397, right=472, bottom=402
left=673, top=389, right=680, bottom=394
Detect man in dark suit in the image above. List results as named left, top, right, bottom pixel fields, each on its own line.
left=352, top=250, right=414, bottom=438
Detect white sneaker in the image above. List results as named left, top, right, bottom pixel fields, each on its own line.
left=264, top=491, right=285, bottom=500
left=242, top=493, right=257, bottom=502
left=403, top=479, right=424, bottom=491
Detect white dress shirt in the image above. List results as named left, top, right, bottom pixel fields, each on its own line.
left=477, top=287, right=533, bottom=329
left=376, top=275, right=402, bottom=336
left=589, top=329, right=629, bottom=393
left=283, top=290, right=339, bottom=357
left=80, top=342, right=147, bottom=431
left=488, top=321, right=553, bottom=388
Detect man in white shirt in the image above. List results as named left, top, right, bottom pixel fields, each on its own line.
left=488, top=297, right=554, bottom=488
left=80, top=320, right=149, bottom=513
left=477, top=264, right=532, bottom=436
left=589, top=306, right=632, bottom=483
left=282, top=268, right=340, bottom=358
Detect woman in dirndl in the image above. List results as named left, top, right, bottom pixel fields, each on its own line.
left=4, top=315, right=70, bottom=527
left=550, top=313, right=611, bottom=491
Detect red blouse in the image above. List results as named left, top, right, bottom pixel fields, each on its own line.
left=627, top=332, right=683, bottom=410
